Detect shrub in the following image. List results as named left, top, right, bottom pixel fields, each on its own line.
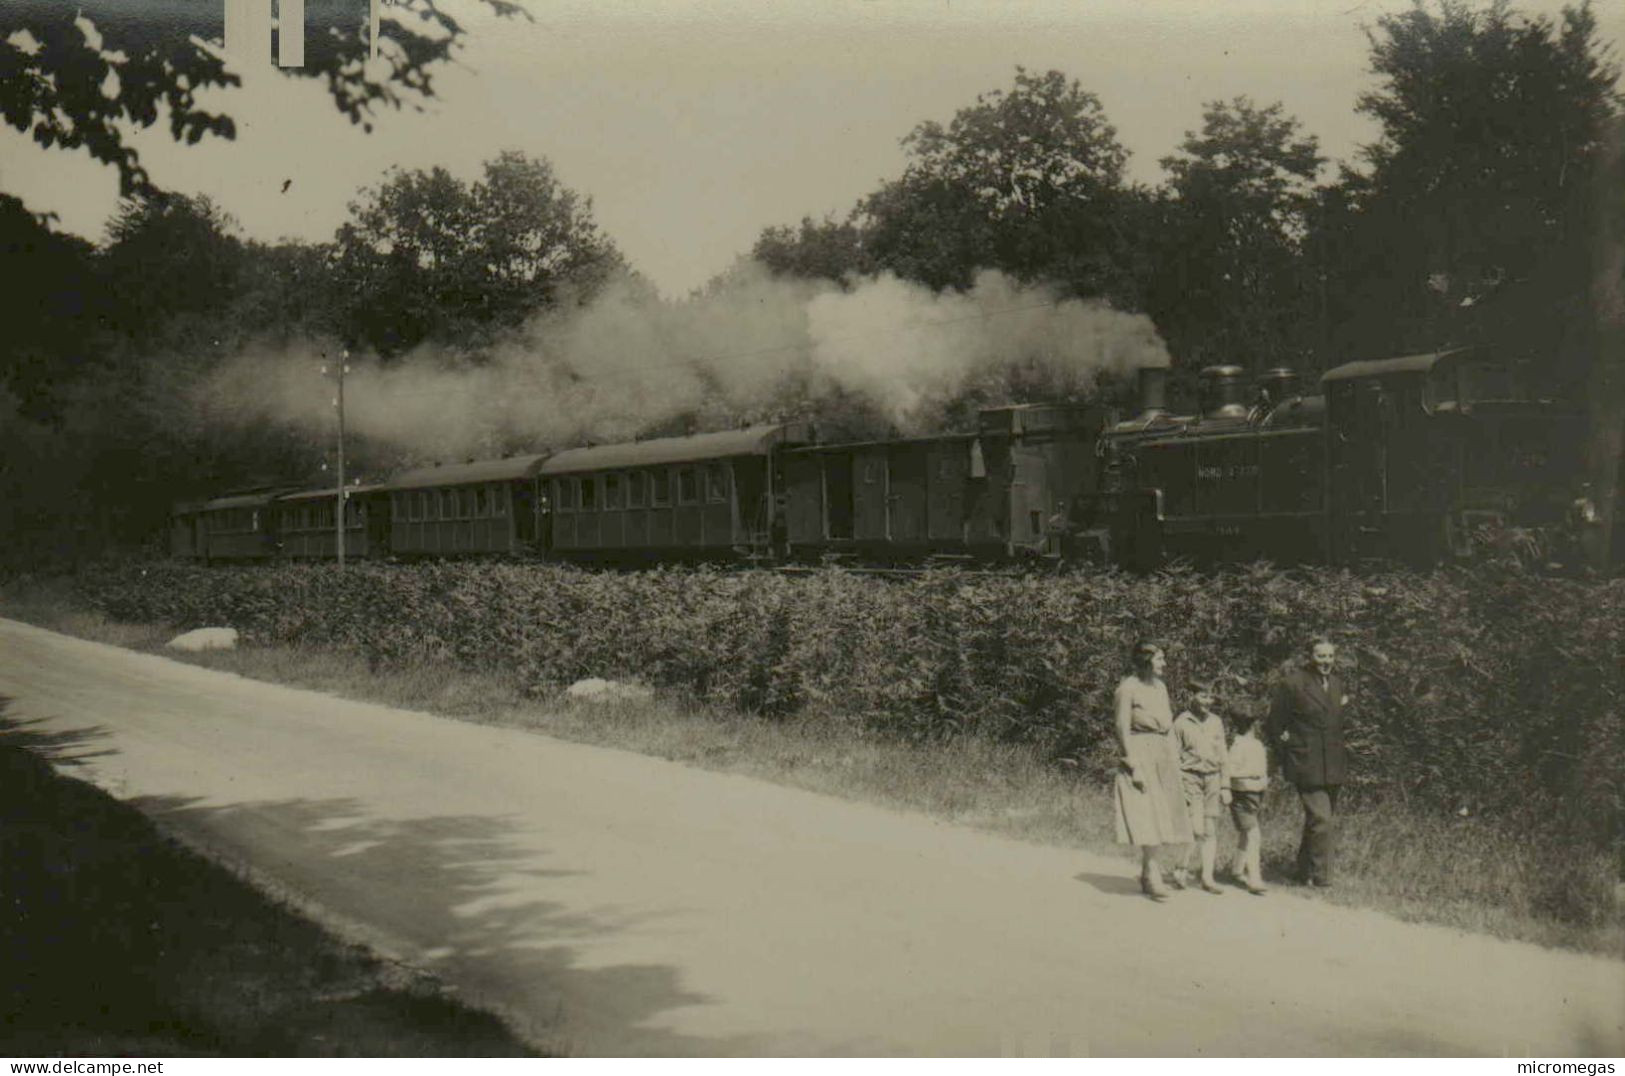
left=75, top=559, right=1625, bottom=858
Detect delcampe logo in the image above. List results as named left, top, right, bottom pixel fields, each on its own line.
left=223, top=0, right=381, bottom=67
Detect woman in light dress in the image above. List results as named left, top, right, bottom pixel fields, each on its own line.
left=1113, top=640, right=1195, bottom=901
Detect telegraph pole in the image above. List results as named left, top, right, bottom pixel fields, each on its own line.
left=322, top=350, right=351, bottom=568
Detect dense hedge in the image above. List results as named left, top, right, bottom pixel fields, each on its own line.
left=77, top=560, right=1623, bottom=850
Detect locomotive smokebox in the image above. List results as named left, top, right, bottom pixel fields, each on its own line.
left=1198, top=365, right=1249, bottom=420
left=1136, top=367, right=1169, bottom=418
left=1257, top=367, right=1298, bottom=408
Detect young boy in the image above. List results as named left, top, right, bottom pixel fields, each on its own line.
left=1172, top=681, right=1229, bottom=894
left=1227, top=708, right=1269, bottom=895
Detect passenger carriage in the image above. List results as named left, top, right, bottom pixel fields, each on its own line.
left=383, top=455, right=549, bottom=557
left=272, top=485, right=388, bottom=559
left=539, top=424, right=812, bottom=562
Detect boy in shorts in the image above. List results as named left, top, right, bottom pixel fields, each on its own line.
left=1227, top=708, right=1269, bottom=895
left=1172, top=681, right=1229, bottom=894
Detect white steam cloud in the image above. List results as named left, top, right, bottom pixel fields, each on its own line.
left=195, top=266, right=1170, bottom=464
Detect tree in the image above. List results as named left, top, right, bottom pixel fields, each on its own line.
left=333, top=151, right=623, bottom=356
left=0, top=194, right=99, bottom=422
left=752, top=215, right=870, bottom=284
left=1154, top=97, right=1325, bottom=374
left=1325, top=0, right=1621, bottom=375
left=857, top=68, right=1138, bottom=301
left=98, top=194, right=249, bottom=346
left=0, top=0, right=527, bottom=196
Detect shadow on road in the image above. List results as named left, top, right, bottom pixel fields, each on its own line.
left=1072, top=870, right=1142, bottom=898
left=0, top=694, right=747, bottom=1055
left=0, top=698, right=116, bottom=768
left=137, top=792, right=758, bottom=1056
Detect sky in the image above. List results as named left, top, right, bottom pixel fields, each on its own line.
left=3, top=0, right=1621, bottom=298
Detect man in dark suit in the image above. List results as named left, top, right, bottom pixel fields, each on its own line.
left=1268, top=638, right=1348, bottom=887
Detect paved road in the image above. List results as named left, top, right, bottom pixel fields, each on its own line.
left=1, top=617, right=1620, bottom=1056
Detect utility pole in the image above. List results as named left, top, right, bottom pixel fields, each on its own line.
left=322, top=350, right=351, bottom=568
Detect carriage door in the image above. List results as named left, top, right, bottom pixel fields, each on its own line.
left=1328, top=379, right=1388, bottom=556
left=886, top=445, right=928, bottom=544
left=515, top=480, right=540, bottom=550
left=852, top=447, right=890, bottom=542
left=1007, top=445, right=1050, bottom=554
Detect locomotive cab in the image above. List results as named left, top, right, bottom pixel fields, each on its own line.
left=1323, top=348, right=1584, bottom=562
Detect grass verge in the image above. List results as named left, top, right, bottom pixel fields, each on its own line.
left=3, top=575, right=1621, bottom=962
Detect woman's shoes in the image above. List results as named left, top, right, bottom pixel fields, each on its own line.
left=1167, top=868, right=1189, bottom=891
left=1199, top=879, right=1224, bottom=895
left=1140, top=870, right=1171, bottom=902
left=1244, top=879, right=1268, bottom=896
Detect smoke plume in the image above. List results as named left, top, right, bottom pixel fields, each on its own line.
left=194, top=265, right=1170, bottom=465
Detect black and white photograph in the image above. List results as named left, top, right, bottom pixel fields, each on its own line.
left=1, top=0, right=1623, bottom=1059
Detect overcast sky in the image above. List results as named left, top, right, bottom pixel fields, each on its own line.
left=3, top=0, right=1620, bottom=297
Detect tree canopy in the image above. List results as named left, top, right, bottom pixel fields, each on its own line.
left=1322, top=0, right=1621, bottom=375
left=859, top=68, right=1138, bottom=299
left=1150, top=96, right=1325, bottom=374
left=0, top=0, right=527, bottom=195
left=332, top=150, right=625, bottom=356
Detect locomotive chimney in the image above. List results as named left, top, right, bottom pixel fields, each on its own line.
left=1198, top=365, right=1249, bottom=420
left=1257, top=367, right=1298, bottom=409
left=1136, top=367, right=1168, bottom=418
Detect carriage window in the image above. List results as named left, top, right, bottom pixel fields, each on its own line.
left=346, top=498, right=360, bottom=526
left=651, top=469, right=671, bottom=506
left=492, top=485, right=507, bottom=516
left=627, top=471, right=647, bottom=508
left=863, top=459, right=880, bottom=484
left=561, top=478, right=578, bottom=511
left=706, top=464, right=729, bottom=503
left=581, top=477, right=597, bottom=510
left=475, top=487, right=488, bottom=517
left=677, top=467, right=699, bottom=504
left=603, top=473, right=621, bottom=509
left=251, top=510, right=261, bottom=531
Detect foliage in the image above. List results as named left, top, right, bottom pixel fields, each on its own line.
left=332, top=151, right=626, bottom=356
left=749, top=69, right=1142, bottom=304
left=1151, top=97, right=1325, bottom=376
left=78, top=561, right=1625, bottom=861
left=1318, top=0, right=1621, bottom=379
left=751, top=216, right=870, bottom=285
left=0, top=0, right=528, bottom=196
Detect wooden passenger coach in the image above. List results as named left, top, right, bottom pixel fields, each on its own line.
left=272, top=485, right=388, bottom=559
left=190, top=490, right=286, bottom=561
left=539, top=424, right=812, bottom=561
left=385, top=455, right=548, bottom=556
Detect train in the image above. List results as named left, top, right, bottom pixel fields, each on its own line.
left=170, top=347, right=1595, bottom=569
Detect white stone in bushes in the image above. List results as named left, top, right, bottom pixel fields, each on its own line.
left=167, top=627, right=239, bottom=652
left=566, top=678, right=653, bottom=704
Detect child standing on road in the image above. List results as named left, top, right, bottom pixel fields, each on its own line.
left=1227, top=709, right=1269, bottom=895
left=1172, top=682, right=1229, bottom=894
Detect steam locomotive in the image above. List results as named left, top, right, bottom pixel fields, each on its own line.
left=170, top=347, right=1591, bottom=569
